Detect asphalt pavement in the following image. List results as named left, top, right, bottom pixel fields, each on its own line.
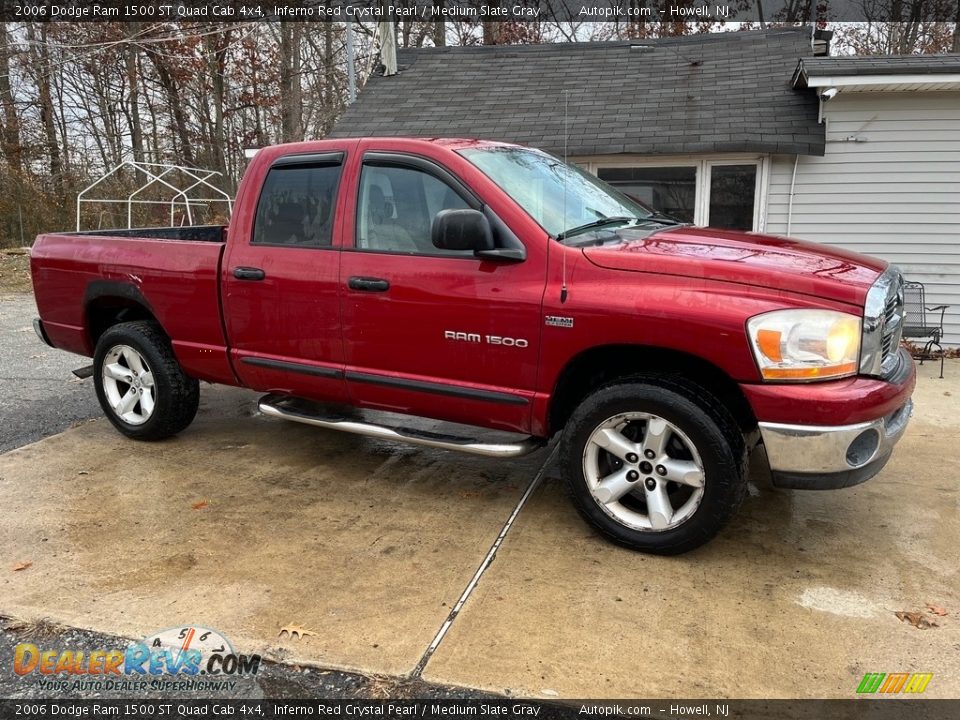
left=0, top=294, right=100, bottom=453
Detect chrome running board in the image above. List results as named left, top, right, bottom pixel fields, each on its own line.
left=258, top=394, right=544, bottom=459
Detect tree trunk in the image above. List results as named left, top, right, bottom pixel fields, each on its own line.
left=279, top=23, right=303, bottom=143
left=0, top=23, right=21, bottom=173
left=953, top=3, right=960, bottom=53
left=28, top=25, right=64, bottom=193
left=433, top=2, right=446, bottom=47
left=206, top=30, right=229, bottom=185
left=125, top=24, right=145, bottom=165
left=145, top=48, right=195, bottom=165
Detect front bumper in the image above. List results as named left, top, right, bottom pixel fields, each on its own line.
left=754, top=348, right=916, bottom=490
left=759, top=399, right=912, bottom=489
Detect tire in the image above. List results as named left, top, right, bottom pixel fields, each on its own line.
left=93, top=321, right=199, bottom=441
left=559, top=378, right=747, bottom=555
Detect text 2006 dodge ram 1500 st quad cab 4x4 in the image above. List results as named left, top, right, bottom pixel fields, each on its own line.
left=31, top=138, right=915, bottom=554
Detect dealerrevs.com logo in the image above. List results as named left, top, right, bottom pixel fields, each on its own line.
left=13, top=626, right=261, bottom=693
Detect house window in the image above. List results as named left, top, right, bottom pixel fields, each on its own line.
left=707, top=164, right=757, bottom=231
left=597, top=166, right=697, bottom=224
left=591, top=158, right=765, bottom=231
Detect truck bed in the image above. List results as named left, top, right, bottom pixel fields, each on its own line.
left=62, top=225, right=226, bottom=243
left=30, top=228, right=234, bottom=385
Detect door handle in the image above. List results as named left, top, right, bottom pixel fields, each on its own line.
left=348, top=276, right=390, bottom=292
left=233, top=267, right=266, bottom=281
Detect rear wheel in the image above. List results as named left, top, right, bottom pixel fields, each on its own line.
left=560, top=379, right=746, bottom=555
left=93, top=321, right=199, bottom=441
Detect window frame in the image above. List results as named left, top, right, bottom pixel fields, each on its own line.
left=350, top=151, right=485, bottom=259
left=586, top=155, right=770, bottom=232
left=251, top=152, right=346, bottom=250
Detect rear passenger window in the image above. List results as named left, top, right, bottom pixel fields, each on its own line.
left=253, top=163, right=342, bottom=247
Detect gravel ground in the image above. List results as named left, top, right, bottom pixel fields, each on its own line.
left=0, top=616, right=495, bottom=701
left=0, top=293, right=101, bottom=453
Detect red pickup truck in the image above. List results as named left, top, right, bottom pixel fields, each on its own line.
left=31, top=138, right=915, bottom=554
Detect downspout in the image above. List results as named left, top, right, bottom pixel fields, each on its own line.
left=786, top=154, right=799, bottom=237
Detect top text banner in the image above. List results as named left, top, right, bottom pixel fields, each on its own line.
left=1, top=0, right=954, bottom=23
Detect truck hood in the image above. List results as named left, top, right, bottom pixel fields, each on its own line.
left=582, top=226, right=886, bottom=307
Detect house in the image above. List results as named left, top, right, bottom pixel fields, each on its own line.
left=330, top=28, right=960, bottom=344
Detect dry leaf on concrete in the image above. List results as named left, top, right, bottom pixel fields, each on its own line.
left=191, top=500, right=210, bottom=510
left=895, top=610, right=938, bottom=629
left=12, top=561, right=32, bottom=572
left=279, top=625, right=316, bottom=640
left=926, top=604, right=948, bottom=617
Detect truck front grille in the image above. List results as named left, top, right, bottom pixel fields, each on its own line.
left=861, top=266, right=904, bottom=377
left=880, top=285, right=903, bottom=366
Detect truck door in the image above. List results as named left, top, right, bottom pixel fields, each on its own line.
left=221, top=150, right=349, bottom=403
left=339, top=150, right=545, bottom=434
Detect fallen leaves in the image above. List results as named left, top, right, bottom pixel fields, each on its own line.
left=12, top=561, right=32, bottom=572
left=895, top=611, right=937, bottom=629
left=191, top=499, right=210, bottom=510
left=278, top=624, right=316, bottom=640
left=895, top=603, right=950, bottom=630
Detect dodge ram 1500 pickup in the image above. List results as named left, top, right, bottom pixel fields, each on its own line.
left=31, top=138, right=915, bottom=554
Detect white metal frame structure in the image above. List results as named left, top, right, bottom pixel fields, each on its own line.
left=76, top=161, right=233, bottom=231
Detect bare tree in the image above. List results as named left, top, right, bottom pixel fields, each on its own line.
left=0, top=24, right=21, bottom=173
left=278, top=23, right=303, bottom=143
left=25, top=24, right=64, bottom=193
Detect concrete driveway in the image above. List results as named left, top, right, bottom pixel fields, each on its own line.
left=0, top=304, right=957, bottom=699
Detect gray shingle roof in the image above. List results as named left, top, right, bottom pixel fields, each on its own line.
left=330, top=28, right=825, bottom=157
left=795, top=53, right=960, bottom=85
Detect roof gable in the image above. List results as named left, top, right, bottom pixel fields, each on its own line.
left=794, top=54, right=960, bottom=93
left=330, top=28, right=825, bottom=157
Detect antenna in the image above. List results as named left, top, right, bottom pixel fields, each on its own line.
left=560, top=89, right=569, bottom=304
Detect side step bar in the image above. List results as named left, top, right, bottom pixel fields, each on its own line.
left=258, top=394, right=544, bottom=459
left=72, top=365, right=95, bottom=380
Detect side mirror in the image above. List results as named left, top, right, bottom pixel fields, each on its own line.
left=431, top=209, right=494, bottom=253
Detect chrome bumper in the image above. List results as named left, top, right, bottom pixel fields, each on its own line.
left=759, top=399, right=913, bottom=489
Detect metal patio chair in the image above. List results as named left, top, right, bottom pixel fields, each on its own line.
left=902, top=281, right=949, bottom=378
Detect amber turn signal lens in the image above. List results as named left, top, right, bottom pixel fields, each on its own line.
left=762, top=362, right=858, bottom=380
left=756, top=329, right=783, bottom=362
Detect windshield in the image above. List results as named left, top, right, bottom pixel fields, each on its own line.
left=459, top=146, right=654, bottom=241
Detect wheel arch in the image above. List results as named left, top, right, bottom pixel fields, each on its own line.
left=84, top=281, right=164, bottom=350
left=548, top=344, right=757, bottom=438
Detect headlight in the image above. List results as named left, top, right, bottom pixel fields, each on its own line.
left=747, top=309, right=861, bottom=381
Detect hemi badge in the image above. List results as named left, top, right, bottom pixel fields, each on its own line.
left=545, top=316, right=574, bottom=328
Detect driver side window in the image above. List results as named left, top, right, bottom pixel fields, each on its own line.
left=356, top=163, right=471, bottom=255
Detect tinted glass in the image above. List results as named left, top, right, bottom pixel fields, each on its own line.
left=597, top=166, right=696, bottom=224
left=709, top=164, right=757, bottom=231
left=357, top=164, right=470, bottom=254
left=253, top=164, right=342, bottom=247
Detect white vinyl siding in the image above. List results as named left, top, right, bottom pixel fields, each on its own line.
left=766, top=91, right=960, bottom=346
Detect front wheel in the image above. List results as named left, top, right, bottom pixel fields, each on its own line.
left=560, top=380, right=746, bottom=555
left=93, top=321, right=199, bottom=441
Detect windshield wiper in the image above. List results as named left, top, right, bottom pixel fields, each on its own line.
left=641, top=212, right=683, bottom=226
left=556, top=216, right=636, bottom=241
